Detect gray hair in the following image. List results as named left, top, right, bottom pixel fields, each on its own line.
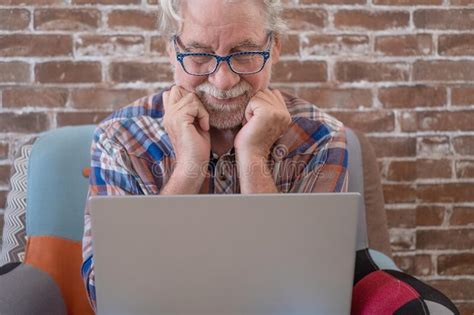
left=159, top=0, right=287, bottom=38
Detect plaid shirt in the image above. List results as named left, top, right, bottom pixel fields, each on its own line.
left=81, top=89, right=348, bottom=310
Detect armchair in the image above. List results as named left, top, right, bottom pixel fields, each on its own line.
left=0, top=125, right=457, bottom=314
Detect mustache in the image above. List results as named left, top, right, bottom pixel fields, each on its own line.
left=195, top=81, right=252, bottom=99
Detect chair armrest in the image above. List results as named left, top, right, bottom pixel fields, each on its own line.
left=0, top=263, right=67, bottom=315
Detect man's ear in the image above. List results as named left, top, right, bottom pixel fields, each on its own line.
left=271, top=33, right=282, bottom=65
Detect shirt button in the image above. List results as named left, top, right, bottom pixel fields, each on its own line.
left=218, top=173, right=226, bottom=181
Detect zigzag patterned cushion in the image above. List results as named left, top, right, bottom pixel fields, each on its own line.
left=0, top=137, right=37, bottom=266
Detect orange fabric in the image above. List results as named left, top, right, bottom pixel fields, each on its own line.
left=25, top=236, right=94, bottom=315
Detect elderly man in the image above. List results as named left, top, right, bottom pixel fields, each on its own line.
left=82, top=0, right=458, bottom=314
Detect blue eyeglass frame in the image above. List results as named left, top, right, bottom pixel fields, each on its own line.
left=173, top=33, right=273, bottom=76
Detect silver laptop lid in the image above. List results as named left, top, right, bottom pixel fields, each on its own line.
left=89, top=193, right=360, bottom=315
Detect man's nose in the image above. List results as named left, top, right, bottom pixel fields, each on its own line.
left=208, top=61, right=240, bottom=91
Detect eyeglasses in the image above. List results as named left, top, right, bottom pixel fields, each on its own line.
left=173, top=33, right=273, bottom=76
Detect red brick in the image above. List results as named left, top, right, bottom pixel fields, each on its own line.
left=456, top=160, right=474, bottom=179
left=297, top=88, right=372, bottom=109
left=0, top=112, right=49, bottom=133
left=56, top=112, right=112, bottom=127
left=301, top=35, right=369, bottom=56
left=383, top=184, right=416, bottom=203
left=450, top=0, right=474, bottom=4
left=0, top=35, right=72, bottom=57
left=369, top=137, right=416, bottom=157
left=439, top=34, right=474, bottom=56
left=414, top=9, right=474, bottom=30
left=451, top=207, right=474, bottom=226
left=417, top=159, right=452, bottom=179
left=0, top=62, right=30, bottom=83
left=273, top=61, right=327, bottom=83
left=438, top=253, right=474, bottom=276
left=70, top=89, right=146, bottom=110
left=300, top=0, right=365, bottom=4
left=452, top=86, right=474, bottom=106
left=0, top=191, right=6, bottom=209
left=150, top=36, right=169, bottom=56
left=399, top=111, right=417, bottom=132
left=110, top=62, right=172, bottom=83
left=389, top=229, right=415, bottom=251
left=0, top=165, right=10, bottom=186
left=456, top=302, right=474, bottom=315
left=0, top=9, right=29, bottom=31
left=417, top=136, right=451, bottom=157
left=329, top=110, right=394, bottom=133
left=418, top=110, right=474, bottom=131
left=414, top=60, right=474, bottom=81
left=334, top=10, right=409, bottom=30
left=374, top=0, right=441, bottom=4
left=418, top=228, right=474, bottom=250
left=107, top=10, right=158, bottom=31
left=0, top=143, right=8, bottom=160
left=427, top=279, right=474, bottom=300
left=453, top=136, right=474, bottom=155
left=393, top=254, right=433, bottom=276
left=379, top=86, right=446, bottom=109
left=34, top=9, right=100, bottom=31
left=386, top=160, right=416, bottom=181
left=416, top=205, right=445, bottom=226
left=375, top=35, right=432, bottom=56
left=417, top=183, right=474, bottom=202
left=386, top=207, right=416, bottom=228
left=3, top=88, right=68, bottom=108
left=283, top=8, right=327, bottom=30
left=76, top=35, right=145, bottom=57
left=0, top=0, right=61, bottom=3
left=335, top=62, right=409, bottom=82
left=73, top=0, right=140, bottom=3
left=35, top=61, right=101, bottom=83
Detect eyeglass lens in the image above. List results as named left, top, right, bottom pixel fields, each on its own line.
left=182, top=53, right=266, bottom=75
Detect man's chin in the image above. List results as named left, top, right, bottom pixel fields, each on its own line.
left=208, top=110, right=245, bottom=130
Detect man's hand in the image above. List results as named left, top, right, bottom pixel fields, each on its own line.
left=234, top=89, right=291, bottom=194
left=162, top=86, right=210, bottom=193
left=234, top=89, right=291, bottom=159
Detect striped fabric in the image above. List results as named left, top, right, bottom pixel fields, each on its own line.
left=81, top=89, right=348, bottom=310
left=0, top=139, right=37, bottom=266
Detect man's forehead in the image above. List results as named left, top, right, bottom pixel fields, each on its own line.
left=182, top=37, right=263, bottom=49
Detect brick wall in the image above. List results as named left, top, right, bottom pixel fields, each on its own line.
left=0, top=0, right=473, bottom=312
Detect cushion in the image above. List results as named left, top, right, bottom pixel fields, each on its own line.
left=0, top=137, right=37, bottom=266
left=0, top=126, right=96, bottom=315
left=23, top=126, right=96, bottom=315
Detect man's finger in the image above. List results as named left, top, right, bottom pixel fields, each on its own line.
left=163, top=91, right=169, bottom=110
left=196, top=105, right=210, bottom=131
left=271, top=89, right=286, bottom=109
left=169, top=85, right=189, bottom=105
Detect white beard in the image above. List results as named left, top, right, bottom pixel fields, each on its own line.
left=195, top=81, right=253, bottom=130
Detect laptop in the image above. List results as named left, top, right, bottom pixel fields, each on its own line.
left=89, top=193, right=360, bottom=315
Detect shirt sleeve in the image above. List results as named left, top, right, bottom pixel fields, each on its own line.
left=81, top=125, right=143, bottom=311
left=288, top=126, right=348, bottom=193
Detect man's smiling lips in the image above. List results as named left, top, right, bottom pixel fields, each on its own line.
left=205, top=93, right=247, bottom=105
